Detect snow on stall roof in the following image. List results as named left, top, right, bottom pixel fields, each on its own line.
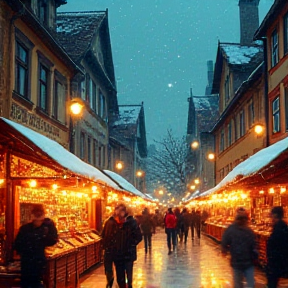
left=113, top=106, right=141, bottom=126
left=221, top=44, right=262, bottom=65
left=1, top=118, right=120, bottom=189
left=104, top=170, right=147, bottom=198
left=194, top=136, right=288, bottom=199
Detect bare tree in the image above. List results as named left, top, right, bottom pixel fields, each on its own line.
left=145, top=129, right=188, bottom=200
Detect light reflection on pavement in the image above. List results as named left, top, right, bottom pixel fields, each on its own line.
left=80, top=229, right=288, bottom=288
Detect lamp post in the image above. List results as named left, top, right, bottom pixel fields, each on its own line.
left=69, top=98, right=85, bottom=154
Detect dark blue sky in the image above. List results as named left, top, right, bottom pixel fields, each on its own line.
left=59, top=0, right=273, bottom=144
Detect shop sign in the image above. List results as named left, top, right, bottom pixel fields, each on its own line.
left=10, top=103, right=61, bottom=140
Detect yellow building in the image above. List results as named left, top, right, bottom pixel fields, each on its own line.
left=254, top=0, right=288, bottom=145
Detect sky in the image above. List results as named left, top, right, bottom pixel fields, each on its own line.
left=59, top=0, right=273, bottom=144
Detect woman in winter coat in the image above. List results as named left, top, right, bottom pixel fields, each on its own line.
left=164, top=207, right=177, bottom=255
left=140, top=208, right=155, bottom=253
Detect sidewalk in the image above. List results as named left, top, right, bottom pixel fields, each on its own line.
left=80, top=229, right=288, bottom=288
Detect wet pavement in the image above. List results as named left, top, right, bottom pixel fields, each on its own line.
left=80, top=229, right=288, bottom=288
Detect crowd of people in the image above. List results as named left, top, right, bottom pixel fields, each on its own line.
left=12, top=203, right=288, bottom=288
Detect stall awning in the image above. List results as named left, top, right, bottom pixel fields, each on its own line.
left=0, top=117, right=122, bottom=190
left=192, top=136, right=288, bottom=200
left=104, top=170, right=149, bottom=199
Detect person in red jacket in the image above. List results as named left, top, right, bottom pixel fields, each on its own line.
left=164, top=207, right=177, bottom=255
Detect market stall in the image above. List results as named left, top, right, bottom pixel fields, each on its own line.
left=186, top=136, right=288, bottom=267
left=0, top=117, right=147, bottom=287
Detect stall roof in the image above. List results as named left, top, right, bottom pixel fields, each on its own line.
left=192, top=136, right=288, bottom=200
left=104, top=170, right=148, bottom=199
left=0, top=118, right=121, bottom=189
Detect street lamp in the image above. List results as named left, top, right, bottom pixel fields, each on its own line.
left=207, top=153, right=215, bottom=161
left=136, top=170, right=144, bottom=177
left=191, top=141, right=199, bottom=150
left=194, top=178, right=200, bottom=185
left=254, top=124, right=264, bottom=135
left=116, top=161, right=124, bottom=170
left=69, top=98, right=84, bottom=117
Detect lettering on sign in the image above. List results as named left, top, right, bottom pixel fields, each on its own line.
left=10, top=103, right=61, bottom=139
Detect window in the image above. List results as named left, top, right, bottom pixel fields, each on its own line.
left=53, top=80, right=66, bottom=123
left=98, top=146, right=102, bottom=167
left=234, top=116, right=238, bottom=141
left=15, top=42, right=29, bottom=98
left=89, top=79, right=97, bottom=111
left=220, top=129, right=225, bottom=152
left=224, top=75, right=230, bottom=105
left=93, top=139, right=98, bottom=166
left=285, top=88, right=288, bottom=131
left=271, top=29, right=279, bottom=67
left=39, top=64, right=49, bottom=112
left=99, top=90, right=106, bottom=119
left=227, top=121, right=232, bottom=146
left=240, top=110, right=245, bottom=137
left=272, top=96, right=280, bottom=133
left=80, top=80, right=86, bottom=100
left=87, top=137, right=92, bottom=164
left=284, top=13, right=288, bottom=55
left=248, top=100, right=254, bottom=128
left=80, top=132, right=85, bottom=159
left=38, top=0, right=48, bottom=25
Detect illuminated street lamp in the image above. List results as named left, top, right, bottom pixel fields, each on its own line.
left=136, top=170, right=144, bottom=177
left=69, top=98, right=84, bottom=116
left=191, top=141, right=199, bottom=150
left=158, top=190, right=164, bottom=195
left=254, top=124, right=264, bottom=135
left=207, top=153, right=215, bottom=160
left=194, top=178, right=200, bottom=185
left=116, top=161, right=124, bottom=170
left=190, top=185, right=196, bottom=190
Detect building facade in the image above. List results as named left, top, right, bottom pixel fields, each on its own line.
left=254, top=1, right=288, bottom=146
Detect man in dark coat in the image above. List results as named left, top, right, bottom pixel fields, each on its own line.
left=139, top=208, right=155, bottom=253
left=102, top=204, right=142, bottom=288
left=14, top=204, right=58, bottom=288
left=266, top=206, right=288, bottom=288
left=221, top=207, right=257, bottom=288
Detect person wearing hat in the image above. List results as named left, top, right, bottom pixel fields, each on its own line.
left=14, top=204, right=58, bottom=288
left=266, top=206, right=288, bottom=288
left=221, top=207, right=257, bottom=288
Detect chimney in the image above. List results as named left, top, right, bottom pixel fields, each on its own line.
left=239, top=0, right=260, bottom=46
left=205, top=60, right=214, bottom=95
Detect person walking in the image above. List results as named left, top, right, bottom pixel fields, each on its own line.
left=101, top=205, right=121, bottom=288
left=221, top=207, right=257, bottom=288
left=14, top=204, right=58, bottom=288
left=181, top=208, right=191, bottom=244
left=164, top=207, right=177, bottom=255
left=140, top=208, right=155, bottom=254
left=266, top=206, right=288, bottom=288
left=195, top=210, right=202, bottom=239
left=190, top=209, right=196, bottom=240
left=102, top=204, right=142, bottom=288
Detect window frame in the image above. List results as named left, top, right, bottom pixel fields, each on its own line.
left=240, top=110, right=245, bottom=137
left=53, top=70, right=67, bottom=124
left=227, top=121, right=232, bottom=146
left=89, top=78, right=97, bottom=112
left=284, top=12, right=288, bottom=55
left=271, top=29, right=279, bottom=67
left=38, top=0, right=48, bottom=26
left=272, top=96, right=280, bottom=134
left=220, top=129, right=225, bottom=153
left=248, top=99, right=255, bottom=128
left=80, top=132, right=86, bottom=160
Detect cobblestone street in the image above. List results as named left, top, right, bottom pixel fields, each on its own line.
left=80, top=229, right=288, bottom=288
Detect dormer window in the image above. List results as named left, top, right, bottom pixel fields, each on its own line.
left=38, top=0, right=48, bottom=25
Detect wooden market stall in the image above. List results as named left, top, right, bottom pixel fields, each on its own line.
left=186, top=136, right=288, bottom=267
left=0, top=117, right=149, bottom=287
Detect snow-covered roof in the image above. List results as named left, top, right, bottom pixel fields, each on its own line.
left=0, top=118, right=121, bottom=190
left=56, top=11, right=106, bottom=61
left=113, top=105, right=142, bottom=126
left=193, top=136, right=288, bottom=199
left=104, top=170, right=147, bottom=198
left=221, top=43, right=263, bottom=65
